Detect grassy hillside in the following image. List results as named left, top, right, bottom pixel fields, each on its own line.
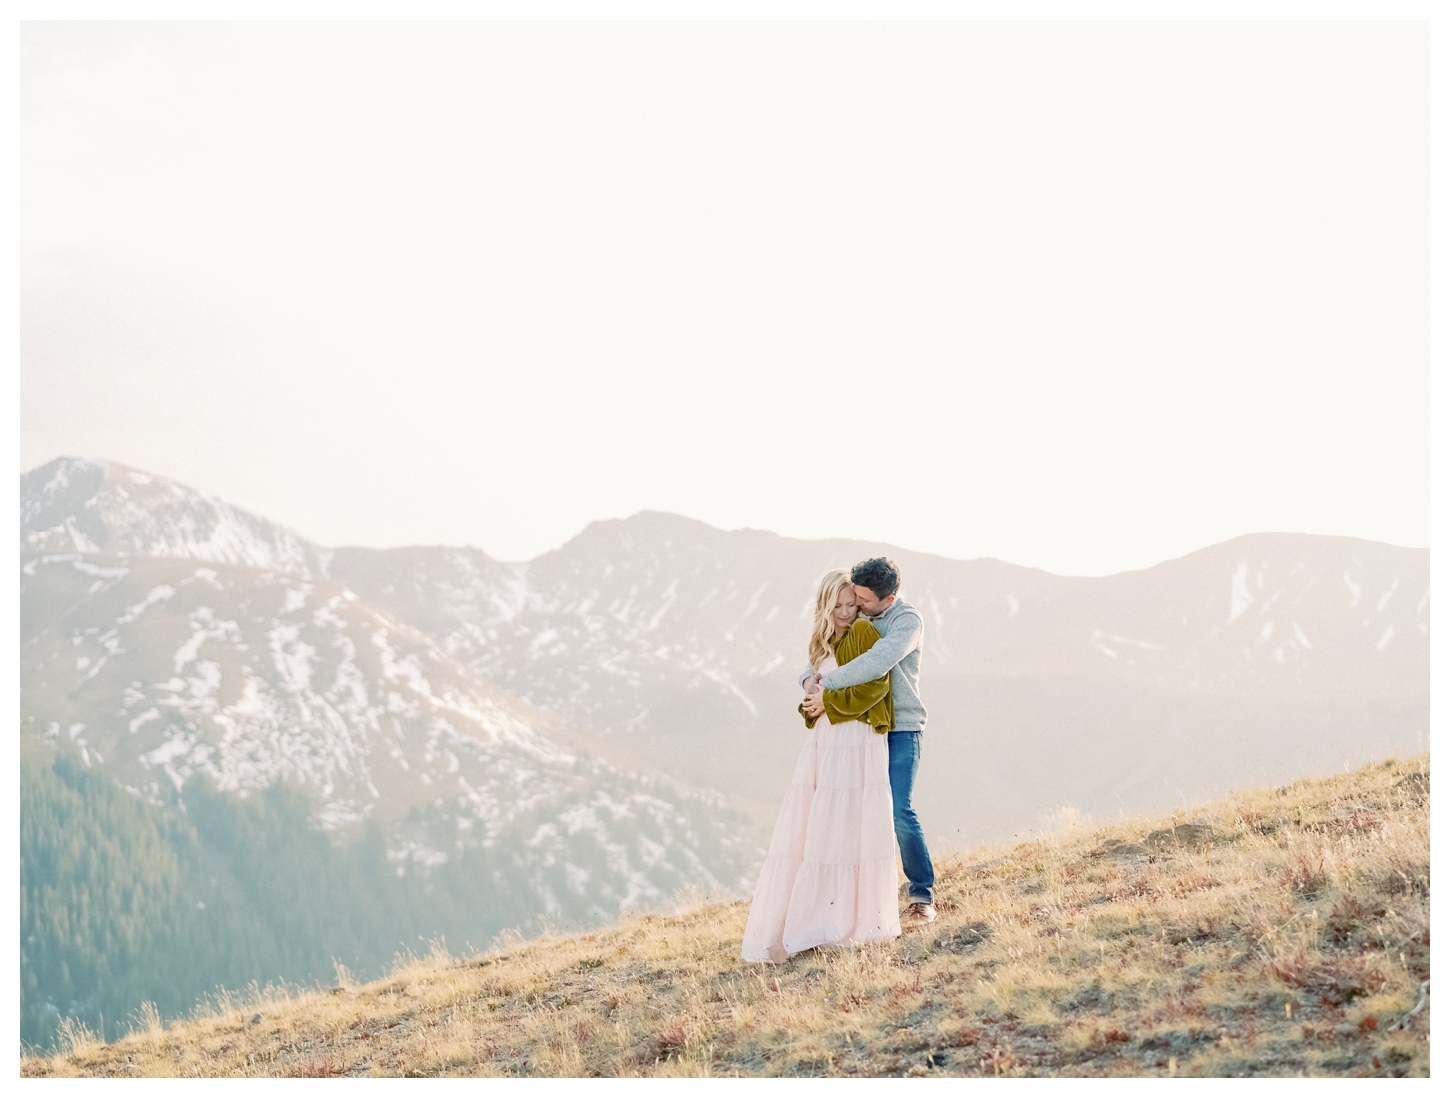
left=22, top=755, right=1429, bottom=1078
left=19, top=742, right=608, bottom=1050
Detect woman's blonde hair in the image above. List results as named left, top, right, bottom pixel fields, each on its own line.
left=808, top=569, right=855, bottom=671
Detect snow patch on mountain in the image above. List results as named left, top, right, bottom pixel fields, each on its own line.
left=21, top=550, right=760, bottom=918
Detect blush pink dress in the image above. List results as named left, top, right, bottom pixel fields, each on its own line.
left=740, top=652, right=901, bottom=962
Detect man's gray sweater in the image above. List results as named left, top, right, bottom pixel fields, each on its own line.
left=800, top=597, right=927, bottom=732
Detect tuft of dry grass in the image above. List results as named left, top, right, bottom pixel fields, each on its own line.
left=20, top=754, right=1429, bottom=1078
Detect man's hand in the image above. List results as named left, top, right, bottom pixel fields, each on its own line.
left=803, top=673, right=822, bottom=695
left=802, top=693, right=825, bottom=718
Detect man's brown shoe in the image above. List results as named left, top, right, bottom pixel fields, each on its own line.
left=902, top=902, right=937, bottom=929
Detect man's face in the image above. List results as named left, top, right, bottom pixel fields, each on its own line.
left=853, top=584, right=895, bottom=616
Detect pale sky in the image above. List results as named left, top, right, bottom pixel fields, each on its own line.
left=19, top=20, right=1430, bottom=575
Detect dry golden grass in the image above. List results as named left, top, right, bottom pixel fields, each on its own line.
left=21, top=754, right=1429, bottom=1078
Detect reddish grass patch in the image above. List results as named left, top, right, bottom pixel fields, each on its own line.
left=1325, top=895, right=1388, bottom=946
left=1279, top=857, right=1330, bottom=896
left=1270, top=951, right=1388, bottom=1004
left=655, top=1017, right=697, bottom=1057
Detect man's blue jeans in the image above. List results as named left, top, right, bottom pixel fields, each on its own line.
left=888, top=731, right=934, bottom=905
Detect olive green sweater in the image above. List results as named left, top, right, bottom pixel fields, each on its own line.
left=798, top=618, right=895, bottom=735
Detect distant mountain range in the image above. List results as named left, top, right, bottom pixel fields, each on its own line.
left=22, top=457, right=757, bottom=905
left=24, top=456, right=1429, bottom=850
left=326, top=509, right=1428, bottom=846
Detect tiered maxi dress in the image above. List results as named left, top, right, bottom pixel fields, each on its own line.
left=740, top=624, right=901, bottom=963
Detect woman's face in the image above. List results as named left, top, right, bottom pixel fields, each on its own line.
left=832, top=584, right=859, bottom=630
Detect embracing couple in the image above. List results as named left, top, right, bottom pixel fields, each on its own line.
left=741, top=556, right=935, bottom=963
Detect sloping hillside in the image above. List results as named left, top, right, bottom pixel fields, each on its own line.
left=22, top=755, right=1429, bottom=1078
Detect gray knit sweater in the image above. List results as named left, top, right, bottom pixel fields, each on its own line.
left=800, top=596, right=927, bottom=732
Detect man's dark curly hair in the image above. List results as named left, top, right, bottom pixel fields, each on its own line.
left=851, top=557, right=901, bottom=600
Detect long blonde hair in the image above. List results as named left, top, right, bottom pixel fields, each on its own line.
left=807, top=569, right=855, bottom=671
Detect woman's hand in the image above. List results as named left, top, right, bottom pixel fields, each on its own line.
left=802, top=692, right=826, bottom=718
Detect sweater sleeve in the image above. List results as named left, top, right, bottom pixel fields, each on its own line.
left=819, top=608, right=921, bottom=690
left=822, top=673, right=890, bottom=723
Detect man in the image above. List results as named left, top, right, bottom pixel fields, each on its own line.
left=802, top=556, right=936, bottom=928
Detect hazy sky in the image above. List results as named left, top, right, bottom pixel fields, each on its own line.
left=20, top=20, right=1429, bottom=574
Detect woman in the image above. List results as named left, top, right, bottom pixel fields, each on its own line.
left=740, top=569, right=901, bottom=963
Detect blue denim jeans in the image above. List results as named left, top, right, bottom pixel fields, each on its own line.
left=887, top=731, right=934, bottom=905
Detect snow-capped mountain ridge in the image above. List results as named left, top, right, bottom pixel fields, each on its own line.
left=329, top=519, right=1429, bottom=845
left=22, top=457, right=331, bottom=578
left=22, top=457, right=1429, bottom=850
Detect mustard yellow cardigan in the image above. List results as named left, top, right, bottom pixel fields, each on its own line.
left=798, top=617, right=894, bottom=735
